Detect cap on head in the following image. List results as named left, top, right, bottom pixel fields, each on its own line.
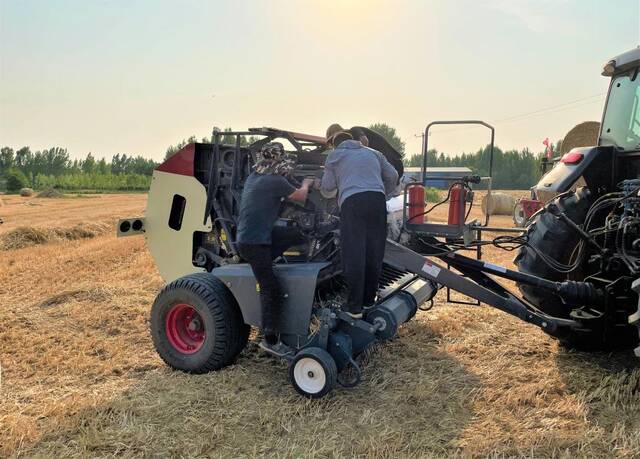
left=331, top=131, right=353, bottom=147
left=259, top=142, right=285, bottom=160
left=326, top=123, right=344, bottom=140
left=254, top=142, right=295, bottom=175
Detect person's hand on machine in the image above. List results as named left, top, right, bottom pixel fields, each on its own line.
left=288, top=177, right=314, bottom=203
left=302, top=177, right=314, bottom=189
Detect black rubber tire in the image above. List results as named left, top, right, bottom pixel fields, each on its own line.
left=515, top=188, right=593, bottom=318
left=288, top=347, right=337, bottom=399
left=150, top=273, right=250, bottom=373
left=514, top=188, right=639, bottom=350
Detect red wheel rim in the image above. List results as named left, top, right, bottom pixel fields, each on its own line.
left=165, top=303, right=206, bottom=354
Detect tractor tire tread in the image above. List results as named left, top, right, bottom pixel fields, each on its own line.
left=515, top=188, right=639, bottom=350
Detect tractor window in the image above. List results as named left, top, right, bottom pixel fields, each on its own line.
left=600, top=70, right=640, bottom=151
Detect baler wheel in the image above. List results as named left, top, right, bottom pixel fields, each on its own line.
left=150, top=273, right=249, bottom=373
left=288, top=347, right=337, bottom=398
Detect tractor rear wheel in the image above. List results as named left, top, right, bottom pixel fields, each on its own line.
left=151, top=273, right=250, bottom=373
left=515, top=188, right=639, bottom=350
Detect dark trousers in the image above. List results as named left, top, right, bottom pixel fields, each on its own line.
left=238, top=227, right=303, bottom=336
left=340, top=191, right=387, bottom=313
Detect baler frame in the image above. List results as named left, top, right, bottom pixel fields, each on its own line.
left=197, top=119, right=603, bottom=392
left=131, top=123, right=611, bottom=398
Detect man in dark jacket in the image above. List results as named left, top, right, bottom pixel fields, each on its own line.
left=326, top=124, right=404, bottom=181
left=237, top=142, right=312, bottom=355
left=321, top=131, right=398, bottom=318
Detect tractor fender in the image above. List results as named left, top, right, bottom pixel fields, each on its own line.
left=533, top=146, right=613, bottom=203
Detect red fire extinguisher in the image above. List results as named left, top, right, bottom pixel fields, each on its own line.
left=408, top=184, right=425, bottom=223
left=448, top=184, right=466, bottom=225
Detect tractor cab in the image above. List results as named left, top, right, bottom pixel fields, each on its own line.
left=600, top=48, right=640, bottom=154
left=530, top=48, right=640, bottom=205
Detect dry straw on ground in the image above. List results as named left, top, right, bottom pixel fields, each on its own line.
left=1, top=193, right=639, bottom=458
left=37, top=188, right=65, bottom=198
left=0, top=222, right=110, bottom=250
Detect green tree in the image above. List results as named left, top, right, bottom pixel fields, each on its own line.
left=14, top=146, right=32, bottom=170
left=368, top=123, right=406, bottom=154
left=5, top=168, right=28, bottom=191
left=42, top=147, right=70, bottom=175
left=97, top=157, right=110, bottom=174
left=0, top=147, right=15, bottom=172
left=82, top=153, right=96, bottom=173
left=404, top=144, right=545, bottom=189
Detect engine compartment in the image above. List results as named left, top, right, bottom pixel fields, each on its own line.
left=190, top=137, right=343, bottom=270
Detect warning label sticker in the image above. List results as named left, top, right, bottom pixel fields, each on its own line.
left=422, top=261, right=441, bottom=279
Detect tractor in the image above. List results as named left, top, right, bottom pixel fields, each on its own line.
left=119, top=47, right=640, bottom=397
left=512, top=121, right=600, bottom=228
left=514, top=47, right=640, bottom=350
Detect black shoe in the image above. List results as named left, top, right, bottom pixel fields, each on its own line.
left=264, top=332, right=279, bottom=346
left=259, top=340, right=294, bottom=358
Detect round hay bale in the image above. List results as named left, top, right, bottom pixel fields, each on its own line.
left=561, top=121, right=600, bottom=155
left=19, top=187, right=34, bottom=197
left=37, top=188, right=64, bottom=198
left=481, top=192, right=515, bottom=216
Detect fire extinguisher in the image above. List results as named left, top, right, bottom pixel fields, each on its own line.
left=408, top=184, right=425, bottom=223
left=448, top=184, right=467, bottom=225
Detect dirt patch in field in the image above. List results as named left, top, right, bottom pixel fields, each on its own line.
left=38, top=287, right=116, bottom=309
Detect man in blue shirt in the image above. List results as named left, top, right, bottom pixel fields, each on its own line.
left=326, top=123, right=404, bottom=182
left=237, top=142, right=312, bottom=355
left=321, top=131, right=398, bottom=318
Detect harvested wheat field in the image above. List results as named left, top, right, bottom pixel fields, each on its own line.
left=1, top=192, right=640, bottom=458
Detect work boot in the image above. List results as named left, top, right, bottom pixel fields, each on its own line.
left=259, top=340, right=294, bottom=358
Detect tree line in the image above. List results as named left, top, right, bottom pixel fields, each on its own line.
left=0, top=123, right=554, bottom=192
left=0, top=146, right=157, bottom=191
left=0, top=126, right=255, bottom=192
left=404, top=144, right=550, bottom=190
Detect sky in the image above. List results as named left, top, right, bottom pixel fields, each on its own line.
left=1, top=0, right=639, bottom=162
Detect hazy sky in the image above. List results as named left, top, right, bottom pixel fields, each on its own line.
left=1, top=0, right=638, bottom=161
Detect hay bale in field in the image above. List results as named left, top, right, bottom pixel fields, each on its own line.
left=561, top=121, right=600, bottom=154
left=37, top=188, right=64, bottom=198
left=481, top=192, right=515, bottom=216
left=0, top=222, right=111, bottom=250
left=0, top=227, right=50, bottom=250
left=19, top=187, right=34, bottom=197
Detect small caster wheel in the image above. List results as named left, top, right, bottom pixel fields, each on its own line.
left=288, top=347, right=337, bottom=398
